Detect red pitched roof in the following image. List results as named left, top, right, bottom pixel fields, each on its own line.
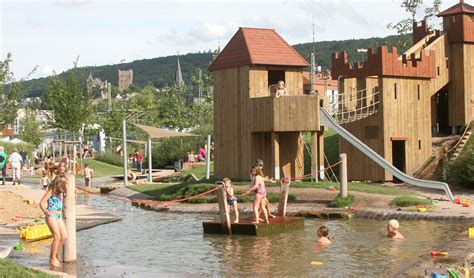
left=437, top=0, right=474, bottom=16
left=209, top=27, right=309, bottom=71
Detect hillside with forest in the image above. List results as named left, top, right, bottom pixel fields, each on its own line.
left=21, top=34, right=409, bottom=98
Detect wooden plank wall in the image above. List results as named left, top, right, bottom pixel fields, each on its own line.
left=425, top=35, right=450, bottom=94
left=341, top=78, right=358, bottom=112
left=285, top=70, right=304, bottom=96
left=381, top=77, right=432, bottom=180
left=449, top=43, right=474, bottom=127
left=340, top=112, right=386, bottom=181
left=249, top=66, right=269, bottom=98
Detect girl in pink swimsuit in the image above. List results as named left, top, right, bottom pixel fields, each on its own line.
left=247, top=166, right=270, bottom=224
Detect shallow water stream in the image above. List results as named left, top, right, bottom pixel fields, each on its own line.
left=15, top=194, right=468, bottom=277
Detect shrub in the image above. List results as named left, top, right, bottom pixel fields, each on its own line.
left=94, top=152, right=123, bottom=167
left=330, top=194, right=355, bottom=208
left=389, top=196, right=431, bottom=207
left=151, top=124, right=213, bottom=168
left=448, top=143, right=473, bottom=188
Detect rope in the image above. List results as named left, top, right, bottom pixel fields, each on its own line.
left=289, top=160, right=343, bottom=181
left=75, top=160, right=344, bottom=205
left=75, top=185, right=222, bottom=207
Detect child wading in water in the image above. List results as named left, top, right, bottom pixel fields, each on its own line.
left=387, top=219, right=404, bottom=239
left=39, top=170, right=50, bottom=190
left=223, top=177, right=239, bottom=223
left=246, top=166, right=270, bottom=224
left=317, top=226, right=331, bottom=245
left=83, top=163, right=94, bottom=188
left=40, top=176, right=68, bottom=267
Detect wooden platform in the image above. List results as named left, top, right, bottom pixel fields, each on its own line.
left=203, top=216, right=304, bottom=236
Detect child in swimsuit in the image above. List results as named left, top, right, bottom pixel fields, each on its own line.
left=387, top=219, right=404, bottom=239
left=39, top=171, right=50, bottom=190
left=223, top=177, right=239, bottom=223
left=317, top=226, right=331, bottom=245
left=246, top=166, right=270, bottom=224
left=40, top=176, right=68, bottom=267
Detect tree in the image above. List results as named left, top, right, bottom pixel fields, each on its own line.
left=0, top=53, right=23, bottom=129
left=45, top=63, right=92, bottom=136
left=19, top=110, right=43, bottom=146
left=99, top=103, right=126, bottom=139
left=387, top=0, right=442, bottom=48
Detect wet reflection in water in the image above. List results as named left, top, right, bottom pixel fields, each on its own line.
left=14, top=195, right=467, bottom=277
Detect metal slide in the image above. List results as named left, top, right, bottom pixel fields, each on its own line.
left=319, top=107, right=455, bottom=201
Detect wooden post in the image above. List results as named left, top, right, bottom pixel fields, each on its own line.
left=72, top=146, right=77, bottom=174
left=311, top=132, right=318, bottom=182
left=215, top=182, right=231, bottom=234
left=63, top=174, right=77, bottom=262
left=52, top=142, right=55, bottom=161
left=64, top=142, right=67, bottom=160
left=340, top=153, right=348, bottom=198
left=147, top=137, right=152, bottom=183
left=318, top=131, right=325, bottom=180
left=59, top=142, right=62, bottom=158
left=271, top=132, right=280, bottom=180
left=277, top=177, right=291, bottom=217
left=122, top=120, right=128, bottom=186
left=205, top=135, right=211, bottom=180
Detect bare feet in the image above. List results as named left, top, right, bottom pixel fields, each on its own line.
left=252, top=221, right=259, bottom=224
left=50, top=258, right=62, bottom=267
left=269, top=214, right=276, bottom=218
left=233, top=220, right=239, bottom=223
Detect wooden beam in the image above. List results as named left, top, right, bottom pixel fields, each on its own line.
left=311, top=132, right=318, bottom=182
left=271, top=132, right=280, bottom=180
left=64, top=174, right=77, bottom=262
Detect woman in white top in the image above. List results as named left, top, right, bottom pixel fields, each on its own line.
left=275, top=80, right=288, bottom=98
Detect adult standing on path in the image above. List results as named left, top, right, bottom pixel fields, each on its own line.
left=8, top=149, right=22, bottom=185
left=135, top=149, right=143, bottom=173
left=19, top=148, right=28, bottom=168
left=0, top=146, right=7, bottom=185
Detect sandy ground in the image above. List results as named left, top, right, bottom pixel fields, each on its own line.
left=0, top=191, right=43, bottom=225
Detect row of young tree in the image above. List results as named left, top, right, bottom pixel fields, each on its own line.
left=1, top=53, right=214, bottom=147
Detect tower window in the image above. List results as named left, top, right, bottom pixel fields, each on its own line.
left=437, top=66, right=440, bottom=76
left=418, top=140, right=421, bottom=150
left=417, top=84, right=420, bottom=100
left=394, top=83, right=397, bottom=99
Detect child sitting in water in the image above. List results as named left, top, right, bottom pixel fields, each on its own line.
left=317, top=226, right=331, bottom=245
left=387, top=219, right=404, bottom=239
left=223, top=177, right=239, bottom=223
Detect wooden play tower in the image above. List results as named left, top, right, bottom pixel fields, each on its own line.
left=331, top=0, right=474, bottom=182
left=210, top=28, right=324, bottom=180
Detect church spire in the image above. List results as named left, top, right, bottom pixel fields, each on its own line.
left=175, top=51, right=183, bottom=88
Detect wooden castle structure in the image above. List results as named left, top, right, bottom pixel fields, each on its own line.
left=331, top=1, right=474, bottom=181
left=210, top=28, right=324, bottom=180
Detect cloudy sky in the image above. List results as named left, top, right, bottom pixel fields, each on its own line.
left=0, top=0, right=459, bottom=79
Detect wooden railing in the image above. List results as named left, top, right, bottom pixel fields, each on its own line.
left=250, top=95, right=321, bottom=132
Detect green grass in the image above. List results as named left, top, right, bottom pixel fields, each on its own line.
left=0, top=259, right=58, bottom=277
left=389, top=196, right=432, bottom=207
left=330, top=194, right=355, bottom=208
left=79, top=159, right=123, bottom=178
left=160, top=163, right=214, bottom=183
left=304, top=129, right=340, bottom=176
left=281, top=180, right=416, bottom=196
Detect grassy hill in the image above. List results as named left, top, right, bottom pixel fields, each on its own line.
left=21, top=34, right=409, bottom=98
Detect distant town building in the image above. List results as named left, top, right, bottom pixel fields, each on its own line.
left=175, top=53, right=184, bottom=88
left=19, top=97, right=42, bottom=106
left=303, top=71, right=339, bottom=115
left=12, top=109, right=52, bottom=135
left=86, top=73, right=108, bottom=99
left=118, top=69, right=133, bottom=90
